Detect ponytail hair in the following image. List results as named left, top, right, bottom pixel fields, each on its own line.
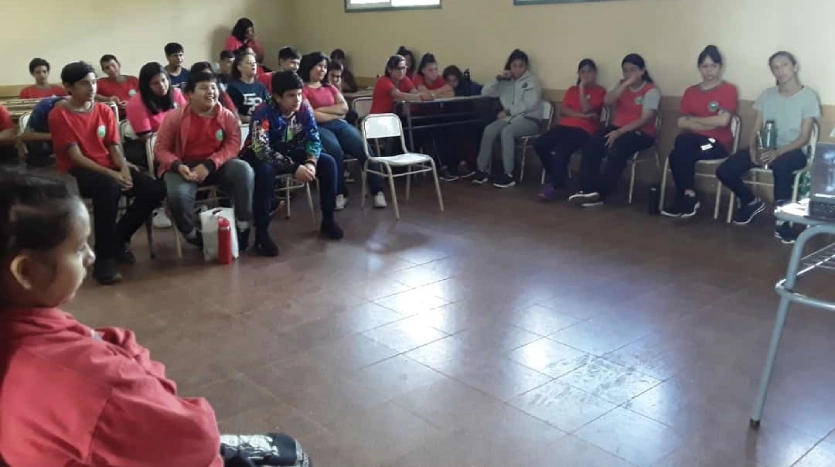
left=417, top=53, right=437, bottom=77
left=576, top=58, right=597, bottom=85
left=384, top=54, right=405, bottom=78
left=698, top=45, right=723, bottom=66
left=622, top=53, right=653, bottom=84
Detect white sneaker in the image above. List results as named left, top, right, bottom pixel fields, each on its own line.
left=335, top=194, right=347, bottom=211
left=373, top=191, right=388, bottom=208
left=152, top=209, right=172, bottom=229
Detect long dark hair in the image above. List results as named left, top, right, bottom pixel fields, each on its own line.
left=396, top=46, right=416, bottom=76
left=231, top=18, right=254, bottom=43
left=576, top=58, right=597, bottom=85
left=622, top=53, right=653, bottom=84
left=384, top=54, right=406, bottom=78
left=299, top=52, right=330, bottom=84
left=504, top=49, right=529, bottom=71
left=417, top=53, right=438, bottom=78
left=138, top=62, right=176, bottom=115
left=231, top=51, right=256, bottom=81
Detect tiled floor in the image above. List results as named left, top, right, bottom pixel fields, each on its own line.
left=70, top=180, right=835, bottom=466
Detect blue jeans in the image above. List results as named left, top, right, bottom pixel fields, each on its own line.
left=318, top=119, right=383, bottom=196
left=246, top=153, right=338, bottom=231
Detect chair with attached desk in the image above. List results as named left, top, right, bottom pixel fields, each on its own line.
left=517, top=101, right=555, bottom=183
left=725, top=121, right=820, bottom=223
left=361, top=113, right=444, bottom=220
left=658, top=114, right=742, bottom=220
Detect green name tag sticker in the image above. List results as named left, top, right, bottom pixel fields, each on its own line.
left=215, top=129, right=224, bottom=141
left=128, top=89, right=137, bottom=97
left=97, top=125, right=106, bottom=138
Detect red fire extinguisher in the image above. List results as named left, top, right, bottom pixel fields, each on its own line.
left=217, top=216, right=233, bottom=265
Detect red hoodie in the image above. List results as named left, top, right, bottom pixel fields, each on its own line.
left=0, top=308, right=223, bottom=466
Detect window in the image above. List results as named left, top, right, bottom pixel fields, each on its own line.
left=515, top=0, right=624, bottom=4
left=345, top=0, right=441, bottom=12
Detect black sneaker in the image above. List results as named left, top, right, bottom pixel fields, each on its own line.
left=185, top=231, right=204, bottom=249
left=733, top=198, right=766, bottom=225
left=663, top=195, right=700, bottom=218
left=568, top=191, right=600, bottom=206
left=320, top=220, right=344, bottom=240
left=471, top=171, right=489, bottom=185
left=254, top=231, right=279, bottom=257
left=439, top=167, right=459, bottom=182
left=93, top=258, right=122, bottom=285
left=492, top=173, right=516, bottom=188
left=237, top=228, right=251, bottom=252
left=220, top=433, right=311, bottom=467
left=661, top=198, right=684, bottom=218
left=116, top=247, right=136, bottom=265
left=458, top=166, right=476, bottom=179
left=774, top=223, right=798, bottom=244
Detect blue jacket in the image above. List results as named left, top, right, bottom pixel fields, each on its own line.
left=249, top=98, right=322, bottom=172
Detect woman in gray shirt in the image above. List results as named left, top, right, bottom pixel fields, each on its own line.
left=716, top=51, right=821, bottom=243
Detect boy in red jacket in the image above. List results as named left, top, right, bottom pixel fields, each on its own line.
left=0, top=169, right=310, bottom=466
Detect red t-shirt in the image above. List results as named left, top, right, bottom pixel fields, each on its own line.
left=680, top=81, right=739, bottom=151
left=302, top=85, right=340, bottom=109
left=0, top=308, right=224, bottom=466
left=413, top=75, right=446, bottom=91
left=557, top=85, right=607, bottom=135
left=612, top=82, right=660, bottom=137
left=0, top=104, right=13, bottom=131
left=258, top=72, right=273, bottom=93
left=19, top=85, right=67, bottom=99
left=49, top=103, right=120, bottom=172
left=371, top=75, right=415, bottom=114
left=96, top=76, right=139, bottom=103
left=184, top=114, right=225, bottom=162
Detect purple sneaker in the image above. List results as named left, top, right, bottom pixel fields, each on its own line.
left=538, top=185, right=557, bottom=201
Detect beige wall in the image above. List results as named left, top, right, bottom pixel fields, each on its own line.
left=1, top=0, right=291, bottom=85
left=290, top=0, right=835, bottom=105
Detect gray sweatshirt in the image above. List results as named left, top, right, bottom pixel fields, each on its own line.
left=481, top=71, right=544, bottom=123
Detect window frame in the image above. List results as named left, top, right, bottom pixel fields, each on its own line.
left=514, top=0, right=624, bottom=5
left=344, top=0, right=442, bottom=13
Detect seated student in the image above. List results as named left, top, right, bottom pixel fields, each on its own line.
left=226, top=51, right=268, bottom=123
left=370, top=54, right=433, bottom=115
left=716, top=51, right=820, bottom=243
left=443, top=65, right=483, bottom=97
left=569, top=53, right=660, bottom=207
left=472, top=49, right=543, bottom=188
left=48, top=62, right=165, bottom=285
left=189, top=61, right=238, bottom=114
left=0, top=169, right=312, bottom=467
left=535, top=59, right=607, bottom=201
left=396, top=46, right=417, bottom=80
left=0, top=104, right=16, bottom=164
left=245, top=71, right=344, bottom=256
left=154, top=71, right=254, bottom=250
left=259, top=46, right=302, bottom=93
left=163, top=42, right=190, bottom=91
left=218, top=50, right=235, bottom=89
left=224, top=17, right=265, bottom=65
left=330, top=49, right=358, bottom=93
left=19, top=58, right=67, bottom=99
left=19, top=95, right=67, bottom=167
left=96, top=54, right=139, bottom=116
left=413, top=53, right=462, bottom=180
left=662, top=46, right=738, bottom=218
left=299, top=52, right=387, bottom=210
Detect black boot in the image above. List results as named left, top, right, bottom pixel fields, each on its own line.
left=320, top=219, right=344, bottom=240
left=254, top=229, right=279, bottom=257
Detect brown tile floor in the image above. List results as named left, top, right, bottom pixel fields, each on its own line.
left=70, top=180, right=835, bottom=466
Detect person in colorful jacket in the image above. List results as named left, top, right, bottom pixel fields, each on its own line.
left=244, top=71, right=344, bottom=257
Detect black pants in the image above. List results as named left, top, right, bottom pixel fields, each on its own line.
left=716, top=148, right=807, bottom=205
left=246, top=153, right=338, bottom=232
left=69, top=167, right=166, bottom=259
left=0, top=145, right=18, bottom=165
left=123, top=139, right=149, bottom=168
left=579, top=125, right=654, bottom=199
left=534, top=125, right=590, bottom=188
left=668, top=133, right=728, bottom=195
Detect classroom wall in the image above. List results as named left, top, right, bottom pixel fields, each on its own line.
left=1, top=0, right=291, bottom=85
left=289, top=0, right=835, bottom=105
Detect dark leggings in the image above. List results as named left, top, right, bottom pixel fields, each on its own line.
left=668, top=133, right=728, bottom=194
left=716, top=148, right=807, bottom=205
left=534, top=125, right=590, bottom=188
left=578, top=125, right=654, bottom=199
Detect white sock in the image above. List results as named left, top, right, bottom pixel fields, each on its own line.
left=236, top=220, right=249, bottom=231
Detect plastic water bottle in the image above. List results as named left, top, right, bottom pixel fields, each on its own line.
left=217, top=217, right=233, bottom=265
left=648, top=184, right=661, bottom=215
left=463, top=69, right=472, bottom=96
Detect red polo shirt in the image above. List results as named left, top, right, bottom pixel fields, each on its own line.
left=97, top=76, right=140, bottom=103
left=48, top=102, right=119, bottom=172
left=371, top=75, right=415, bottom=114
left=557, top=84, right=607, bottom=135
left=680, top=81, right=739, bottom=151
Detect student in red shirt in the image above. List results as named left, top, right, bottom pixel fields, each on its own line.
left=535, top=59, right=607, bottom=201
left=19, top=58, right=67, bottom=99
left=370, top=54, right=432, bottom=115
left=47, top=62, right=165, bottom=285
left=224, top=17, right=266, bottom=66
left=300, top=52, right=387, bottom=210
left=570, top=53, right=661, bottom=207
left=0, top=169, right=312, bottom=467
left=154, top=71, right=254, bottom=251
left=96, top=54, right=139, bottom=117
left=189, top=61, right=238, bottom=115
left=0, top=104, right=17, bottom=164
left=662, top=45, right=738, bottom=218
left=259, top=47, right=302, bottom=93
